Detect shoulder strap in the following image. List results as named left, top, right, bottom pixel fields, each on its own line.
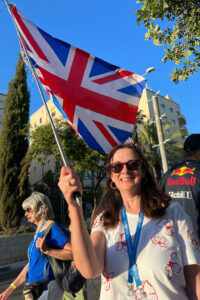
left=43, top=221, right=56, bottom=240
left=42, top=221, right=56, bottom=285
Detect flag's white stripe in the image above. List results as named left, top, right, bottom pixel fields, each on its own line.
left=14, top=13, right=69, bottom=79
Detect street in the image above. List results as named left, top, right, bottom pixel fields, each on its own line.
left=0, top=267, right=23, bottom=299
left=0, top=265, right=101, bottom=300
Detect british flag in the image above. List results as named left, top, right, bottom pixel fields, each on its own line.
left=10, top=5, right=146, bottom=154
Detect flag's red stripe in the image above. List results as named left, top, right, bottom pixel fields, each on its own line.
left=68, top=49, right=89, bottom=85
left=39, top=66, right=138, bottom=123
left=93, top=70, right=134, bottom=84
left=11, top=6, right=49, bottom=62
left=94, top=121, right=117, bottom=148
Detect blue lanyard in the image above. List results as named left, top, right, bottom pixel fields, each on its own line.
left=28, top=221, right=46, bottom=261
left=121, top=206, right=144, bottom=288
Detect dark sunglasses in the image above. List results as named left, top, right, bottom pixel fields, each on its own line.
left=24, top=208, right=32, bottom=213
left=108, top=159, right=141, bottom=173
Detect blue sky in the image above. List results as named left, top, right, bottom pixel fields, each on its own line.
left=0, top=0, right=199, bottom=133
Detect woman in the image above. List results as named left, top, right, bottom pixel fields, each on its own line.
left=0, top=191, right=72, bottom=300
left=58, top=142, right=200, bottom=299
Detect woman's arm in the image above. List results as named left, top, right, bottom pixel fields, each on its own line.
left=36, top=239, right=73, bottom=261
left=0, top=263, right=29, bottom=300
left=46, top=242, right=73, bottom=260
left=58, top=166, right=106, bottom=279
left=184, top=264, right=200, bottom=299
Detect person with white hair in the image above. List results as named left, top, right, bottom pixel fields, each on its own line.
left=0, top=191, right=72, bottom=300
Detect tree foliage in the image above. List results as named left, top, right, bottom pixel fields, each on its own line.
left=30, top=120, right=106, bottom=198
left=135, top=0, right=200, bottom=83
left=0, top=55, right=30, bottom=229
left=138, top=119, right=186, bottom=179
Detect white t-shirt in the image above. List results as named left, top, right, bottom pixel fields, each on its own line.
left=91, top=202, right=200, bottom=300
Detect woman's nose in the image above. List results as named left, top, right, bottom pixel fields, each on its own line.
left=121, top=163, right=128, bottom=173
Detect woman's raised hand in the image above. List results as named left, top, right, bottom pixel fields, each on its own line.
left=36, top=237, right=49, bottom=254
left=58, top=166, right=82, bottom=207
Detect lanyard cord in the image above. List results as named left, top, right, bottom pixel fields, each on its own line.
left=28, top=220, right=46, bottom=261
left=121, top=206, right=144, bottom=288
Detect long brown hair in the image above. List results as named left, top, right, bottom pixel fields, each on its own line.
left=91, top=143, right=171, bottom=229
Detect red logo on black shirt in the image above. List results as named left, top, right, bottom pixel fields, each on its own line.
left=168, top=176, right=196, bottom=186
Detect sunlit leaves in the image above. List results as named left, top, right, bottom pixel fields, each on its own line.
left=135, top=0, right=200, bottom=82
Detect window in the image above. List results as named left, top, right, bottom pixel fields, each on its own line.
left=40, top=117, right=42, bottom=124
left=162, top=116, right=167, bottom=121
left=52, top=111, right=56, bottom=117
left=165, top=129, right=170, bottom=135
left=172, top=119, right=176, bottom=125
left=169, top=107, right=174, bottom=113
left=161, top=104, right=165, bottom=109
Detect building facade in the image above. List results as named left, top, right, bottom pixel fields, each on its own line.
left=138, top=88, right=188, bottom=140
left=30, top=99, right=62, bottom=134
left=29, top=99, right=63, bottom=187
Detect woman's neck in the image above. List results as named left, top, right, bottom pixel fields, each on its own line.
left=122, top=194, right=141, bottom=214
left=35, top=218, right=46, bottom=229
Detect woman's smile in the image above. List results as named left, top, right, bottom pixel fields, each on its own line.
left=120, top=175, right=134, bottom=182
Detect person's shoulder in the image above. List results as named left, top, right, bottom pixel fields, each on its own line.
left=166, top=201, right=187, bottom=218
left=160, top=165, right=177, bottom=187
left=186, top=160, right=200, bottom=169
left=164, top=162, right=185, bottom=175
left=49, top=222, right=70, bottom=236
left=167, top=201, right=182, bottom=210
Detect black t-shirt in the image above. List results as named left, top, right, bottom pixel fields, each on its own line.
left=160, top=160, right=200, bottom=239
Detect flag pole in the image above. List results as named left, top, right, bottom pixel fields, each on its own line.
left=5, top=0, right=82, bottom=205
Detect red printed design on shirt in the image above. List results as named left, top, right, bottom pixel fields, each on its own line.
left=115, top=232, right=127, bottom=251
left=187, top=230, right=200, bottom=251
left=134, top=280, right=158, bottom=299
left=151, top=235, right=168, bottom=248
left=157, top=218, right=175, bottom=236
left=165, top=252, right=182, bottom=279
left=102, top=270, right=114, bottom=291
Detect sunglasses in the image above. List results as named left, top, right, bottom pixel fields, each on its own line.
left=108, top=159, right=141, bottom=173
left=24, top=208, right=32, bottom=213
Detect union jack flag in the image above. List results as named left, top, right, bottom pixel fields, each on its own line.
left=10, top=5, right=146, bottom=154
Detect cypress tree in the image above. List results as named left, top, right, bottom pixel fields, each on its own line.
left=0, top=55, right=30, bottom=229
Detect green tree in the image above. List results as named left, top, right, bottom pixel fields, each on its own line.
left=30, top=120, right=106, bottom=199
left=162, top=121, right=187, bottom=166
left=135, top=0, right=200, bottom=83
left=0, top=55, right=30, bottom=229
left=138, top=119, right=187, bottom=179
left=136, top=109, right=146, bottom=125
